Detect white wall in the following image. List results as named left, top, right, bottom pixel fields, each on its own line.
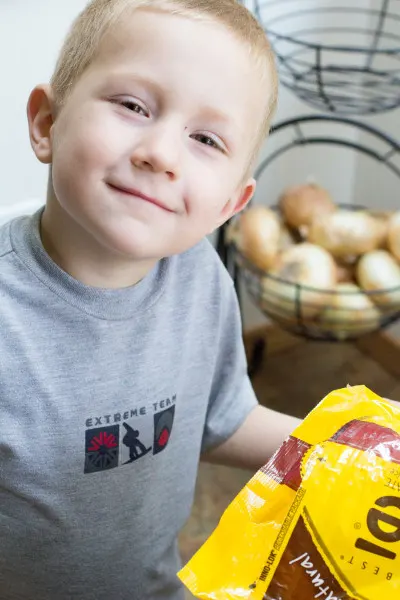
left=0, top=0, right=88, bottom=214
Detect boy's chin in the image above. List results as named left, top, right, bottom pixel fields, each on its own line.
left=77, top=214, right=211, bottom=262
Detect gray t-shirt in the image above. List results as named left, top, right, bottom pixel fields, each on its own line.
left=0, top=210, right=257, bottom=600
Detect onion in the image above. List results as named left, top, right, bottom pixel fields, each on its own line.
left=387, top=211, right=400, bottom=262
left=279, top=183, right=336, bottom=231
left=370, top=210, right=392, bottom=249
left=261, top=243, right=337, bottom=321
left=308, top=210, right=383, bottom=258
left=235, top=206, right=280, bottom=270
left=278, top=223, right=298, bottom=253
left=356, top=250, right=400, bottom=308
left=317, top=283, right=381, bottom=340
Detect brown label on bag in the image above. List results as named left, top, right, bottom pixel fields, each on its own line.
left=264, top=515, right=351, bottom=600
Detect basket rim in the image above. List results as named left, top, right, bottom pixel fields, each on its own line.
left=257, top=4, right=400, bottom=54
left=231, top=244, right=400, bottom=297
left=268, top=30, right=400, bottom=55
left=268, top=114, right=400, bottom=145
left=252, top=115, right=400, bottom=182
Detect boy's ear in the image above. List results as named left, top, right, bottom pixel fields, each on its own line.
left=216, top=178, right=256, bottom=228
left=27, top=84, right=55, bottom=164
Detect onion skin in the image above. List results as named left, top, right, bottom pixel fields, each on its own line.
left=279, top=183, right=336, bottom=230
left=261, top=243, right=338, bottom=321
left=388, top=211, right=400, bottom=262
left=235, top=206, right=281, bottom=270
left=369, top=210, right=393, bottom=250
left=278, top=223, right=298, bottom=253
left=317, top=283, right=381, bottom=340
left=356, top=250, right=400, bottom=308
left=308, top=210, right=383, bottom=258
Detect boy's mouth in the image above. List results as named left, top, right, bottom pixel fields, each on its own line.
left=106, top=182, right=174, bottom=213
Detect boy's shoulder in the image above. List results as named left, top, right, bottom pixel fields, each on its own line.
left=181, top=235, right=216, bottom=265
left=178, top=235, right=234, bottom=294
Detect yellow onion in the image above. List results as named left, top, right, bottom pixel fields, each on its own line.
left=369, top=210, right=393, bottom=249
left=387, top=211, right=400, bottom=262
left=357, top=250, right=400, bottom=308
left=278, top=222, right=298, bottom=253
left=308, top=210, right=383, bottom=258
left=234, top=206, right=280, bottom=270
left=317, top=283, right=381, bottom=340
left=279, top=183, right=336, bottom=231
left=261, top=243, right=337, bottom=322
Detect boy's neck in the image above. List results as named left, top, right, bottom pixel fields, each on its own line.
left=40, top=194, right=157, bottom=290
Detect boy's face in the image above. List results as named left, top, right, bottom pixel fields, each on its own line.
left=38, top=11, right=270, bottom=261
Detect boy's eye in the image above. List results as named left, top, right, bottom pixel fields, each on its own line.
left=191, top=133, right=224, bottom=152
left=116, top=99, right=149, bottom=116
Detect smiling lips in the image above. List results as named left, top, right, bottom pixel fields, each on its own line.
left=107, top=182, right=174, bottom=212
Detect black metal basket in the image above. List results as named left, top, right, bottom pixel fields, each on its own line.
left=254, top=0, right=400, bottom=115
left=231, top=228, right=400, bottom=342
left=218, top=114, right=400, bottom=342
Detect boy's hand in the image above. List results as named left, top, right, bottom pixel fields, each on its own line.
left=202, top=405, right=300, bottom=472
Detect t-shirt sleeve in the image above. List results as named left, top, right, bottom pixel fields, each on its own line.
left=201, top=271, right=259, bottom=453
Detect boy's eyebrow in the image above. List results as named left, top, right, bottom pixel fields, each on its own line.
left=101, top=72, right=164, bottom=97
left=101, top=72, right=236, bottom=128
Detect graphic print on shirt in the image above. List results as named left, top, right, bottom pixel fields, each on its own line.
left=153, top=405, right=175, bottom=455
left=84, top=396, right=176, bottom=474
left=85, top=425, right=120, bottom=472
left=122, top=422, right=152, bottom=463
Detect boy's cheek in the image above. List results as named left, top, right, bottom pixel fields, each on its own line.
left=55, top=129, right=109, bottom=172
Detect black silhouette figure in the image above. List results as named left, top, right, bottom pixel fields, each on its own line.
left=122, top=423, right=152, bottom=463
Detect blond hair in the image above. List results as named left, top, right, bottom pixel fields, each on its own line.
left=50, top=0, right=278, bottom=168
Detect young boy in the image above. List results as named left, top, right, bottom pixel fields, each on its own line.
left=0, top=0, right=300, bottom=598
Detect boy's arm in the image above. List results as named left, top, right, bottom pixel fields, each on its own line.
left=202, top=404, right=300, bottom=472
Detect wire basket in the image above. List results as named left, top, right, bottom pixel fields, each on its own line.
left=254, top=0, right=400, bottom=115
left=232, top=230, right=400, bottom=342
left=219, top=114, right=400, bottom=341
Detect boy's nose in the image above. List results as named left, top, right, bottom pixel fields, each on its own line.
left=130, top=124, right=181, bottom=180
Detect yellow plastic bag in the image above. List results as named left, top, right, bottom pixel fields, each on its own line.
left=178, top=385, right=400, bottom=599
